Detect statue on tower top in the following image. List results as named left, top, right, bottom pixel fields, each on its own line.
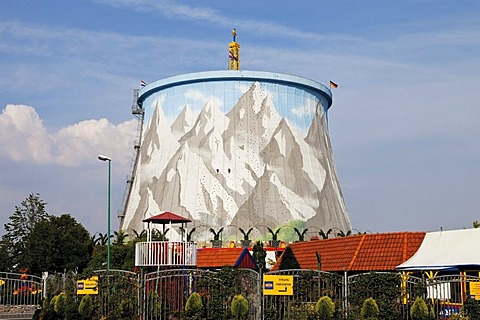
left=228, top=29, right=240, bottom=70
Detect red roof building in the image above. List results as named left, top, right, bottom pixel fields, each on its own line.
left=196, top=247, right=258, bottom=270
left=271, top=232, right=426, bottom=272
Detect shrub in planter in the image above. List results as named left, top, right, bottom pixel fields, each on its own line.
left=231, top=294, right=249, bottom=320
left=185, top=292, right=203, bottom=319
left=316, top=296, right=335, bottom=320
left=411, top=297, right=428, bottom=320
left=361, top=297, right=379, bottom=320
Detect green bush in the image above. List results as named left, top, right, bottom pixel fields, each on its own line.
left=316, top=296, right=335, bottom=320
left=147, top=291, right=162, bottom=318
left=78, top=295, right=94, bottom=319
left=231, top=294, right=249, bottom=320
left=411, top=297, right=428, bottom=320
left=185, top=292, right=203, bottom=319
left=54, top=292, right=67, bottom=316
left=361, top=297, right=379, bottom=320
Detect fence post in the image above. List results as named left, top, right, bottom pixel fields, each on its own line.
left=42, top=272, right=48, bottom=299
left=344, top=271, right=348, bottom=319
left=139, top=268, right=145, bottom=319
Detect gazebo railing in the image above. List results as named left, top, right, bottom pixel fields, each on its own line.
left=135, top=241, right=197, bottom=267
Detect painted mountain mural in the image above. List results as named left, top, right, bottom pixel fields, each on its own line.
left=121, top=79, right=351, bottom=240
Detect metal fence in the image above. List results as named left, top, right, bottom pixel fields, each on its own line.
left=3, top=269, right=480, bottom=319
left=0, top=272, right=43, bottom=306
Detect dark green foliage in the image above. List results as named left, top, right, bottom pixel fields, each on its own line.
left=361, top=297, right=379, bottom=320
left=78, top=295, right=94, bottom=319
left=146, top=291, right=162, bottom=318
left=54, top=292, right=67, bottom=317
left=410, top=297, right=428, bottom=320
left=27, top=214, right=93, bottom=274
left=348, top=272, right=401, bottom=320
left=231, top=294, right=248, bottom=320
left=88, top=241, right=136, bottom=271
left=185, top=292, right=203, bottom=319
left=412, top=281, right=427, bottom=299
left=0, top=193, right=49, bottom=271
left=279, top=246, right=300, bottom=270
left=316, top=296, right=335, bottom=320
left=463, top=297, right=480, bottom=320
left=252, top=241, right=266, bottom=271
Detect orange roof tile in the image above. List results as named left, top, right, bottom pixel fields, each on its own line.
left=271, top=232, right=425, bottom=272
left=196, top=247, right=257, bottom=269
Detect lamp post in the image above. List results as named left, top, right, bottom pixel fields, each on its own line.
left=98, top=155, right=111, bottom=273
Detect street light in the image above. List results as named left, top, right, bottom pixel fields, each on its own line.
left=98, top=155, right=111, bottom=273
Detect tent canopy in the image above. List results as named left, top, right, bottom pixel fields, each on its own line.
left=143, top=211, right=191, bottom=224
left=397, top=228, right=480, bottom=271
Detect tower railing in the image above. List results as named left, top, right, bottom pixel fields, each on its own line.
left=135, top=241, right=197, bottom=267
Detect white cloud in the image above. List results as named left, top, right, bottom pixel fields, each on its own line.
left=0, top=104, right=137, bottom=167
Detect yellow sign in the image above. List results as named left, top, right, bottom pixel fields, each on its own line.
left=77, top=276, right=98, bottom=295
left=263, top=275, right=293, bottom=296
left=0, top=279, right=4, bottom=286
left=470, top=282, right=480, bottom=299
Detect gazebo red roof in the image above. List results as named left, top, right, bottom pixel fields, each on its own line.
left=143, top=211, right=191, bottom=224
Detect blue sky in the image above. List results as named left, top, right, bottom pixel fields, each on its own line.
left=1, top=0, right=479, bottom=236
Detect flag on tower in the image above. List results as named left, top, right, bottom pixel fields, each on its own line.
left=140, top=80, right=147, bottom=87
left=329, top=81, right=338, bottom=89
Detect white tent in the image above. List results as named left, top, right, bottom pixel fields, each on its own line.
left=397, top=228, right=480, bottom=271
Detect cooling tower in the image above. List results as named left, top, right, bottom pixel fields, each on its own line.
left=120, top=70, right=351, bottom=239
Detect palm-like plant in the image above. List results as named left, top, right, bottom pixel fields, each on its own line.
left=293, top=227, right=309, bottom=242
left=94, top=233, right=109, bottom=246
left=318, top=228, right=332, bottom=239
left=179, top=227, right=197, bottom=241
left=239, top=227, right=254, bottom=247
left=267, top=227, right=282, bottom=247
left=113, top=230, right=128, bottom=245
left=210, top=227, right=224, bottom=248
left=209, top=227, right=224, bottom=240
left=336, top=229, right=352, bottom=237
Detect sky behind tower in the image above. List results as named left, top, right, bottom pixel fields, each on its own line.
left=1, top=0, right=479, bottom=236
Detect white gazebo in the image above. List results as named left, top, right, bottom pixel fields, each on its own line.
left=135, top=211, right=197, bottom=267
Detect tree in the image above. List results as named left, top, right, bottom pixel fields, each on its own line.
left=316, top=296, right=335, bottom=320
left=279, top=246, right=300, bottom=270
left=27, top=214, right=93, bottom=274
left=185, top=292, right=203, bottom=319
left=361, top=297, right=379, bottom=320
left=410, top=297, right=428, bottom=320
left=0, top=193, right=49, bottom=271
left=231, top=294, right=249, bottom=320
left=252, top=241, right=267, bottom=271
left=78, top=295, right=94, bottom=319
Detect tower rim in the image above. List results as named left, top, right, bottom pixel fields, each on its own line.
left=138, top=70, right=333, bottom=109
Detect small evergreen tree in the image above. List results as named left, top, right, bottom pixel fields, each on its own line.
left=315, top=296, right=335, bottom=320
left=78, top=295, right=94, bottom=319
left=411, top=297, right=428, bottom=320
left=54, top=292, right=67, bottom=317
left=185, top=292, right=203, bottom=319
left=0, top=193, right=49, bottom=271
left=361, top=297, right=379, bottom=320
left=231, top=294, right=249, bottom=320
left=252, top=241, right=267, bottom=271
